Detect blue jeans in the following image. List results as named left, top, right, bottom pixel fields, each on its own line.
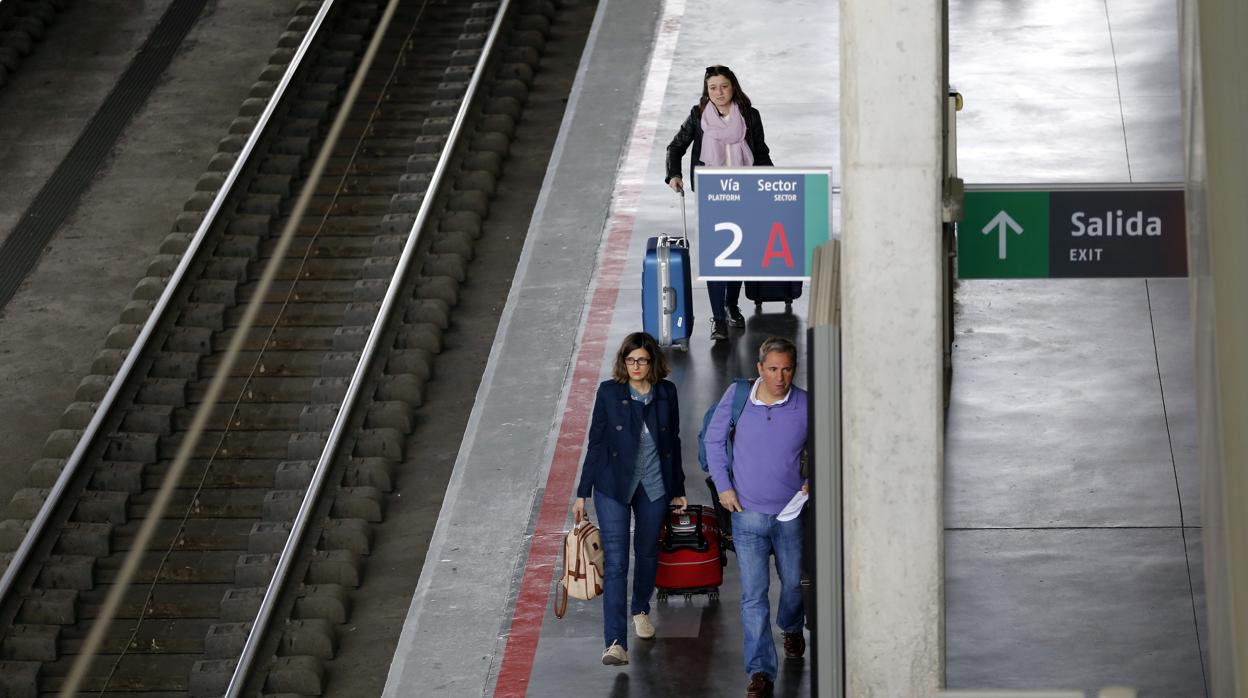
left=594, top=488, right=669, bottom=650
left=732, top=509, right=805, bottom=678
left=707, top=280, right=742, bottom=321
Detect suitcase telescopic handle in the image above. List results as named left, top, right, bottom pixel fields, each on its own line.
left=661, top=505, right=708, bottom=553
left=679, top=190, right=688, bottom=241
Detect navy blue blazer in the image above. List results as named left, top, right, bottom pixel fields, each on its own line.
left=576, top=379, right=684, bottom=502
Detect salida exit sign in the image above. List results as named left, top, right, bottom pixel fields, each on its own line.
left=958, top=187, right=1187, bottom=279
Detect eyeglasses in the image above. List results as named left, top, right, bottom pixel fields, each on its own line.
left=705, top=64, right=730, bottom=75
left=624, top=357, right=651, bottom=367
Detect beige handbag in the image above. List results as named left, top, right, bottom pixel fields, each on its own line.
left=554, top=519, right=605, bottom=618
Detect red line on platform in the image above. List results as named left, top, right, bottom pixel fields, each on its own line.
left=491, top=3, right=684, bottom=692
left=492, top=207, right=636, bottom=697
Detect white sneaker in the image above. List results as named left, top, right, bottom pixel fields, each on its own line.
left=632, top=612, right=655, bottom=639
left=602, top=641, right=629, bottom=665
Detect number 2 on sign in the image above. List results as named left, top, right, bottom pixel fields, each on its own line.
left=712, top=221, right=795, bottom=268
left=713, top=222, right=743, bottom=267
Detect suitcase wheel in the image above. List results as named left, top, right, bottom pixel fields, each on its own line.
left=709, top=590, right=720, bottom=602
left=657, top=590, right=668, bottom=603
left=677, top=339, right=689, bottom=352
left=785, top=300, right=793, bottom=311
left=755, top=301, right=763, bottom=311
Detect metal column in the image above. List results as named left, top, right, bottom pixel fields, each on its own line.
left=809, top=241, right=844, bottom=698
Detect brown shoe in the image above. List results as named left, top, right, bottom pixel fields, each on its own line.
left=746, top=672, right=773, bottom=697
left=783, top=631, right=806, bottom=658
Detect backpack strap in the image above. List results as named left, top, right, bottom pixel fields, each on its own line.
left=723, top=378, right=753, bottom=481
left=728, top=378, right=752, bottom=428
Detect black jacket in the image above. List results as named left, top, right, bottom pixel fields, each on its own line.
left=577, top=379, right=685, bottom=502
left=665, top=104, right=773, bottom=190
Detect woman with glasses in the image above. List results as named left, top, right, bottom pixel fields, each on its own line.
left=574, top=331, right=688, bottom=666
left=665, top=64, right=773, bottom=341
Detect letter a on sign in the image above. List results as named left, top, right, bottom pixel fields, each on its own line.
left=762, top=222, right=794, bottom=268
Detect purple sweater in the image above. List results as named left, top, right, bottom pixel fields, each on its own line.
left=705, top=382, right=808, bottom=515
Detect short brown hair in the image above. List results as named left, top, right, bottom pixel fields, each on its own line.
left=611, top=332, right=670, bottom=384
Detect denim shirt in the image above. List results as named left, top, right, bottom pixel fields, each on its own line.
left=626, top=385, right=666, bottom=502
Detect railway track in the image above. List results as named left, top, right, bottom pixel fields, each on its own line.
left=0, top=0, right=67, bottom=90
left=0, top=0, right=558, bottom=694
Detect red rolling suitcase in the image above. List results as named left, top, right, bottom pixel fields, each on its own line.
left=655, top=505, right=724, bottom=601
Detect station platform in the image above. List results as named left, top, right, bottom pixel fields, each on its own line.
left=383, top=0, right=830, bottom=694
left=383, top=0, right=1206, bottom=695
left=0, top=0, right=1205, bottom=695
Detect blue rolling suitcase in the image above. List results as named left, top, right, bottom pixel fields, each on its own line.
left=642, top=194, right=694, bottom=350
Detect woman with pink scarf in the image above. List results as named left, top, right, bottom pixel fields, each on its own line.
left=665, top=64, right=773, bottom=342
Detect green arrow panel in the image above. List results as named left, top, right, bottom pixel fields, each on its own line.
left=803, top=173, right=830, bottom=273
left=959, top=191, right=1050, bottom=279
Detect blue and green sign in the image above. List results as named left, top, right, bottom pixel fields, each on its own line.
left=696, top=168, right=831, bottom=280
left=959, top=187, right=1187, bottom=279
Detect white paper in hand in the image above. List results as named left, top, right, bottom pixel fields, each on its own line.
left=776, top=489, right=808, bottom=522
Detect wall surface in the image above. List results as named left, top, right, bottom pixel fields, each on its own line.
left=839, top=0, right=945, bottom=693
left=1183, top=0, right=1248, bottom=692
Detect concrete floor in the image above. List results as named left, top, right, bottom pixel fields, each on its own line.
left=946, top=0, right=1203, bottom=694
left=0, top=1, right=300, bottom=510
left=945, top=279, right=1205, bottom=695
left=383, top=0, right=833, bottom=694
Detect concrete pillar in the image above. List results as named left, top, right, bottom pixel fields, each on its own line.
left=1182, top=0, right=1248, bottom=693
left=839, top=0, right=945, bottom=693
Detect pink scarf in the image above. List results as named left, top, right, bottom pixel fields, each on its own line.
left=700, top=102, right=754, bottom=167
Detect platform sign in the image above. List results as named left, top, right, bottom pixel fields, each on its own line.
left=695, top=167, right=831, bottom=280
left=959, top=187, right=1187, bottom=279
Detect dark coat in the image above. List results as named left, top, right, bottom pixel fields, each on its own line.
left=665, top=104, right=773, bottom=191
left=576, top=379, right=685, bottom=502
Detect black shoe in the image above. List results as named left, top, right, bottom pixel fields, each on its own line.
left=783, top=631, right=806, bottom=658
left=709, top=318, right=728, bottom=341
left=726, top=305, right=745, bottom=328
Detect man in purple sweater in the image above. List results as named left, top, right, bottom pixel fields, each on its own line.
left=705, top=337, right=808, bottom=698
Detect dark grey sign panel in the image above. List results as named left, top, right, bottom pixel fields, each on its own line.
left=1048, top=189, right=1187, bottom=277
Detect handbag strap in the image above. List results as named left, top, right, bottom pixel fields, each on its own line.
left=554, top=577, right=569, bottom=619
left=554, top=522, right=592, bottom=619
left=554, top=531, right=574, bottom=619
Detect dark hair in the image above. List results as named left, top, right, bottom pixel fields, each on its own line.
left=699, top=64, right=753, bottom=114
left=611, top=332, right=670, bottom=384
left=757, top=336, right=797, bottom=366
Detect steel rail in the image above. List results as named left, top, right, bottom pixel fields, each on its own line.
left=223, top=0, right=516, bottom=693
left=59, top=0, right=358, bottom=690
left=0, top=1, right=338, bottom=612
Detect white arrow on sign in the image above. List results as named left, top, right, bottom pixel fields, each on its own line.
left=981, top=210, right=1024, bottom=260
